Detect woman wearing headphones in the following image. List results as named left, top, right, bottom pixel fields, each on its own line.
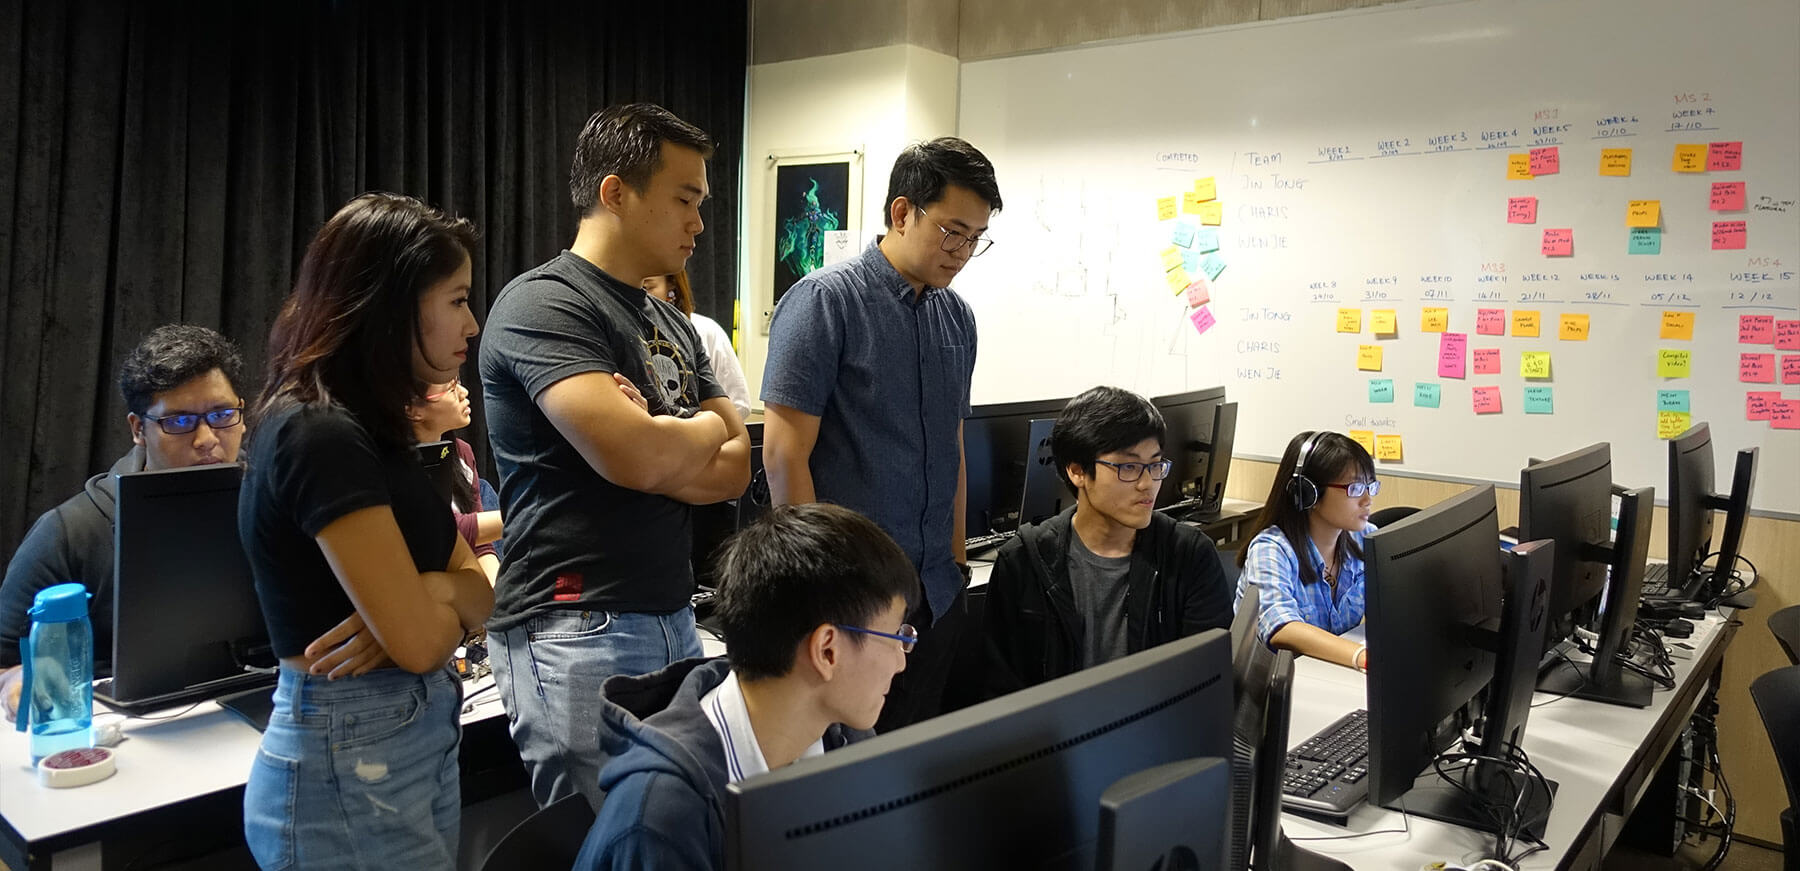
left=1235, top=430, right=1378, bottom=670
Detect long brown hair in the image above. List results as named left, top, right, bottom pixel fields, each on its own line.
left=256, top=192, right=477, bottom=448
left=1236, top=430, right=1377, bottom=583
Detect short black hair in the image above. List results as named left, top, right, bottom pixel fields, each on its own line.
left=712, top=504, right=919, bottom=681
left=569, top=103, right=715, bottom=216
left=882, top=137, right=1003, bottom=228
left=1050, top=386, right=1167, bottom=490
left=118, top=324, right=244, bottom=416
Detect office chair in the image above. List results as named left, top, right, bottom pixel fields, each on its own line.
left=1750, top=665, right=1800, bottom=871
left=1367, top=506, right=1419, bottom=528
left=477, top=792, right=597, bottom=871
left=1769, top=604, right=1800, bottom=667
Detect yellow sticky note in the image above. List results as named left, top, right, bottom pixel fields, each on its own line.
left=1375, top=434, right=1403, bottom=462
left=1657, top=411, right=1692, bottom=440
left=1420, top=307, right=1450, bottom=333
left=1161, top=246, right=1184, bottom=272
left=1371, top=309, right=1398, bottom=334
left=1349, top=430, right=1377, bottom=455
left=1193, top=177, right=1217, bottom=201
left=1672, top=144, right=1707, bottom=173
left=1197, top=201, right=1223, bottom=226
left=1181, top=192, right=1205, bottom=215
left=1520, top=350, right=1552, bottom=379
left=1156, top=197, right=1178, bottom=221
left=1657, top=349, right=1691, bottom=378
left=1512, top=310, right=1541, bottom=337
left=1626, top=200, right=1661, bottom=228
left=1507, top=154, right=1533, bottom=180
left=1659, top=310, right=1695, bottom=340
left=1600, top=148, right=1632, bottom=177
left=1357, top=344, right=1384, bottom=371
left=1559, top=313, right=1590, bottom=341
left=1165, top=267, right=1192, bottom=294
left=1337, top=308, right=1363, bottom=333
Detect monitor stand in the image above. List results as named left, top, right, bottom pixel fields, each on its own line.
left=1537, top=656, right=1653, bottom=708
left=1383, top=762, right=1557, bottom=841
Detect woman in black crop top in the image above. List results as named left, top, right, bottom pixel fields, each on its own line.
left=238, top=192, right=493, bottom=870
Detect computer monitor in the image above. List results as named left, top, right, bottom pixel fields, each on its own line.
left=417, top=440, right=459, bottom=506
left=963, top=396, right=1071, bottom=540
left=1707, top=446, right=1757, bottom=599
left=724, top=630, right=1234, bottom=870
left=1096, top=757, right=1231, bottom=871
left=1192, top=401, right=1238, bottom=520
left=98, top=464, right=275, bottom=714
left=1665, top=424, right=1715, bottom=592
left=1538, top=486, right=1655, bottom=707
left=1519, top=443, right=1614, bottom=656
left=1017, top=418, right=1073, bottom=527
left=1148, top=387, right=1228, bottom=515
left=1245, top=649, right=1350, bottom=871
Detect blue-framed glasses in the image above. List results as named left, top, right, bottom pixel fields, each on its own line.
left=836, top=623, right=918, bottom=653
left=140, top=405, right=245, bottom=435
left=1325, top=480, right=1381, bottom=498
left=1094, top=458, right=1174, bottom=483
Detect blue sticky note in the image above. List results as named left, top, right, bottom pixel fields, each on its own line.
left=1369, top=378, right=1395, bottom=403
left=1524, top=385, right=1554, bottom=414
left=1657, top=389, right=1690, bottom=413
left=1182, top=251, right=1202, bottom=274
left=1628, top=227, right=1661, bottom=255
left=1200, top=252, right=1227, bottom=281
left=1172, top=223, right=1197, bottom=249
left=1414, top=382, right=1442, bottom=408
left=1193, top=228, right=1221, bottom=254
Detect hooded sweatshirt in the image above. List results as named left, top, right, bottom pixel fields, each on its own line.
left=575, top=656, right=870, bottom=871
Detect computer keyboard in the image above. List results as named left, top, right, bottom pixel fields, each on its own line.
left=1281, top=708, right=1370, bottom=819
left=1640, top=563, right=1696, bottom=601
left=964, top=529, right=1016, bottom=554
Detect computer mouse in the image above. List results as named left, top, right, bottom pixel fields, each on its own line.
left=1663, top=618, right=1695, bottom=638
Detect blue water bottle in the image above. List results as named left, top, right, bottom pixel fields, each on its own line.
left=14, top=583, right=94, bottom=764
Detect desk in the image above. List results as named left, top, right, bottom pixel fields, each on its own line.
left=1187, top=497, right=1265, bottom=552
left=1281, top=611, right=1738, bottom=870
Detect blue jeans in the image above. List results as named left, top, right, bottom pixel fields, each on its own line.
left=244, top=665, right=463, bottom=870
left=490, top=607, right=702, bottom=809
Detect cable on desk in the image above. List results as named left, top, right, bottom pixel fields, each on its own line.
left=1288, top=795, right=1414, bottom=842
left=1428, top=739, right=1553, bottom=866
left=93, top=700, right=207, bottom=723
left=461, top=681, right=501, bottom=714
left=1531, top=649, right=1585, bottom=708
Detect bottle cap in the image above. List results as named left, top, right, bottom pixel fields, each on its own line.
left=38, top=746, right=116, bottom=788
left=28, top=584, right=90, bottom=624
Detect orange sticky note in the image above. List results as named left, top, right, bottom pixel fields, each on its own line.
left=1357, top=345, right=1384, bottom=371
left=1420, top=307, right=1450, bottom=333
left=1337, top=308, right=1363, bottom=333
left=1196, top=201, right=1223, bottom=226
left=1193, top=177, right=1217, bottom=201
left=1476, top=309, right=1506, bottom=336
left=1559, top=313, right=1590, bottom=341
left=1375, top=434, right=1403, bottom=461
left=1660, top=310, right=1695, bottom=340
left=1712, top=221, right=1747, bottom=250
left=1507, top=154, right=1533, bottom=180
left=1348, top=430, right=1377, bottom=455
left=1599, top=148, right=1632, bottom=176
left=1672, top=144, right=1707, bottom=173
left=1512, top=310, right=1541, bottom=337
left=1707, top=141, right=1742, bottom=171
left=1626, top=200, right=1660, bottom=228
left=1541, top=229, right=1573, bottom=257
left=1370, top=309, right=1398, bottom=335
left=1156, top=197, right=1178, bottom=221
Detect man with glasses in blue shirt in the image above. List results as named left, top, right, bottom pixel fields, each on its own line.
left=983, top=387, right=1233, bottom=697
left=1, top=324, right=246, bottom=714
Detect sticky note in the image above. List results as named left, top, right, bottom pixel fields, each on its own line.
left=1157, top=197, right=1178, bottom=221
left=1672, top=144, right=1707, bottom=173
left=1599, top=148, right=1632, bottom=176
left=1784, top=355, right=1800, bottom=384
left=1507, top=197, right=1538, bottom=224
left=1437, top=332, right=1468, bottom=379
left=1473, top=348, right=1501, bottom=374
left=1524, top=386, right=1554, bottom=414
left=1357, top=345, right=1384, bottom=371
left=1707, top=141, right=1743, bottom=172
left=1348, top=430, right=1377, bottom=455
left=1626, top=200, right=1660, bottom=228
left=1182, top=251, right=1201, bottom=274
left=1774, top=400, right=1800, bottom=430
left=1171, top=223, right=1197, bottom=249
left=1520, top=351, right=1552, bottom=379
left=1421, top=307, right=1450, bottom=333
left=1658, top=389, right=1691, bottom=413
left=1740, top=314, right=1775, bottom=344
left=1197, top=202, right=1223, bottom=226
left=1710, top=182, right=1747, bottom=211
left=1160, top=247, right=1184, bottom=272
left=1776, top=320, right=1800, bottom=350
left=1414, top=382, right=1442, bottom=408
left=1658, top=349, right=1691, bottom=378
left=1559, top=313, right=1590, bottom=341
left=1473, top=386, right=1503, bottom=414
left=1181, top=191, right=1207, bottom=215
left=1529, top=146, right=1560, bottom=175
left=1337, top=309, right=1363, bottom=333
left=1658, top=411, right=1692, bottom=439
left=1165, top=267, right=1192, bottom=294
left=1371, top=309, right=1398, bottom=335
left=1368, top=378, right=1395, bottom=403
left=1628, top=227, right=1661, bottom=255
left=1189, top=305, right=1217, bottom=337
left=1507, top=154, right=1533, bottom=180
left=1184, top=277, right=1212, bottom=308
left=1541, top=229, right=1574, bottom=257
left=1747, top=391, right=1780, bottom=421
left=1199, top=252, right=1227, bottom=280
left=1711, top=221, right=1747, bottom=250
left=1194, top=177, right=1217, bottom=201
left=1661, top=310, right=1695, bottom=340
left=1475, top=309, right=1505, bottom=336
left=1512, top=310, right=1541, bottom=337
left=1192, top=228, right=1221, bottom=254
left=1375, top=434, right=1403, bottom=461
left=1739, top=353, right=1775, bottom=383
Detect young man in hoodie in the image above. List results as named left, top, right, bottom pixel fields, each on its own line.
left=575, top=503, right=917, bottom=870
left=982, top=386, right=1234, bottom=698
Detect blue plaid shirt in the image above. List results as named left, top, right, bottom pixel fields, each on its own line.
left=1235, top=524, right=1375, bottom=647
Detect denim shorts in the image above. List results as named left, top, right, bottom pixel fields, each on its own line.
left=244, top=665, right=463, bottom=870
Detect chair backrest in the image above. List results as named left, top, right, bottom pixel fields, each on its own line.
left=1750, top=665, right=1800, bottom=843
left=1368, top=506, right=1420, bottom=528
left=479, top=792, right=597, bottom=871
left=1769, top=605, right=1800, bottom=667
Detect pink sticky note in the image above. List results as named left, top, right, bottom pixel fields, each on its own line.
left=1436, top=332, right=1468, bottom=379
left=1710, top=182, right=1747, bottom=211
left=1184, top=277, right=1212, bottom=308
left=1529, top=147, right=1560, bottom=175
left=1542, top=228, right=1574, bottom=256
left=1747, top=391, right=1779, bottom=421
left=1189, top=305, right=1217, bottom=337
left=1784, top=355, right=1800, bottom=384
left=1507, top=197, right=1538, bottom=224
left=1707, top=141, right=1743, bottom=171
left=1476, top=309, right=1506, bottom=336
left=1776, top=320, right=1800, bottom=350
left=1712, top=221, right=1747, bottom=250
left=1772, top=400, right=1800, bottom=430
left=1472, top=386, right=1503, bottom=414
left=1473, top=348, right=1502, bottom=374
left=1740, top=352, right=1775, bottom=383
left=1740, top=314, right=1775, bottom=344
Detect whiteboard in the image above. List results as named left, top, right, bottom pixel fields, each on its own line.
left=955, top=0, right=1800, bottom=515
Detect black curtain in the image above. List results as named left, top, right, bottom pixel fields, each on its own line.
left=0, top=0, right=748, bottom=558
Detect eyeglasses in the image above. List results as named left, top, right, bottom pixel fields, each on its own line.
left=141, top=405, right=244, bottom=435
left=836, top=623, right=918, bottom=653
left=1094, top=459, right=1174, bottom=483
left=917, top=208, right=994, bottom=257
left=1324, top=480, right=1382, bottom=498
left=424, top=379, right=460, bottom=402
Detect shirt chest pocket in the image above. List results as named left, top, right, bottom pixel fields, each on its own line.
left=935, top=343, right=973, bottom=410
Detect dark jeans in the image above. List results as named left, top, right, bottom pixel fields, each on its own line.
left=875, top=586, right=969, bottom=734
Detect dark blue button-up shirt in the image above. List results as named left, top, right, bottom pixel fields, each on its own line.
left=761, top=240, right=977, bottom=619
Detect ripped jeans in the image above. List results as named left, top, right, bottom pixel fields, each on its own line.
left=244, top=664, right=463, bottom=870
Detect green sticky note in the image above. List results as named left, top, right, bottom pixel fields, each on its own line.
left=1524, top=385, right=1554, bottom=414
left=1368, top=378, right=1395, bottom=403
left=1414, top=382, right=1442, bottom=408
left=1657, top=389, right=1690, bottom=413
left=1628, top=227, right=1661, bottom=255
